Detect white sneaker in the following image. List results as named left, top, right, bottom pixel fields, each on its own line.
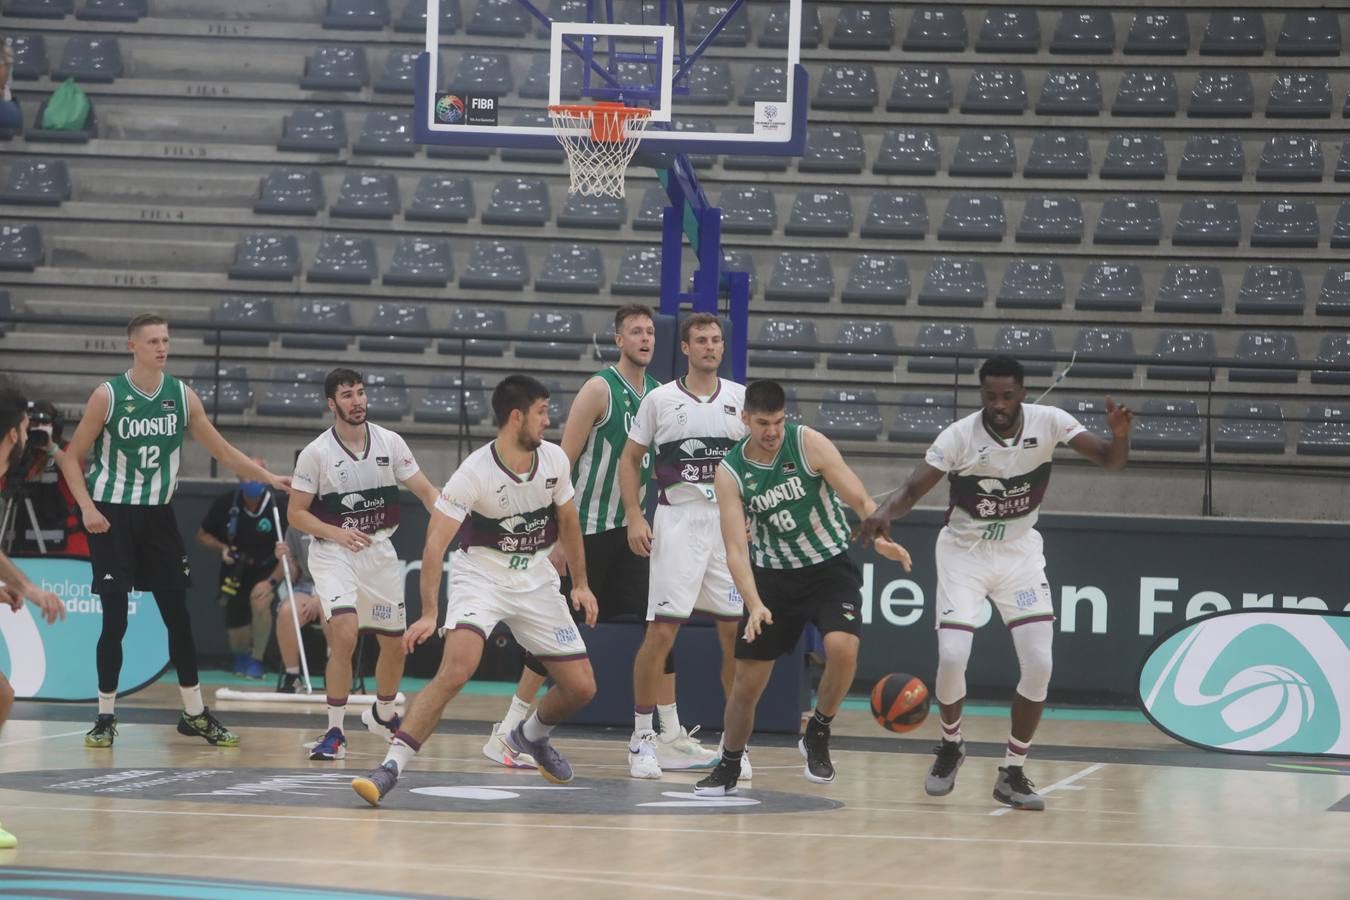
left=655, top=726, right=719, bottom=770
left=482, top=721, right=537, bottom=769
left=360, top=703, right=401, bottom=742
left=629, top=730, right=662, bottom=779
left=716, top=742, right=753, bottom=781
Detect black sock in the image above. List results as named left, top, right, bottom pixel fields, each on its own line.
left=811, top=709, right=834, bottom=729
left=721, top=748, right=744, bottom=762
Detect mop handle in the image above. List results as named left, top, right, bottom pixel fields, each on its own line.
left=272, top=506, right=313, bottom=695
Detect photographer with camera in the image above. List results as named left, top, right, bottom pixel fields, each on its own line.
left=197, top=461, right=286, bottom=679
left=1, top=400, right=88, bottom=558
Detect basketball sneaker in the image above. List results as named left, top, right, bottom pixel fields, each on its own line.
left=177, top=708, right=240, bottom=747
left=655, top=726, right=718, bottom=770
left=993, top=765, right=1045, bottom=811
left=0, top=823, right=15, bottom=849
left=277, top=672, right=300, bottom=694
left=84, top=714, right=117, bottom=748
left=352, top=761, right=400, bottom=807
left=798, top=720, right=835, bottom=784
left=361, top=703, right=401, bottom=741
left=714, top=741, right=752, bottom=781
left=242, top=657, right=265, bottom=679
left=308, top=727, right=347, bottom=760
left=482, top=721, right=537, bottom=769
left=693, top=757, right=741, bottom=797
left=925, top=739, right=966, bottom=796
left=628, top=730, right=662, bottom=779
left=503, top=725, right=573, bottom=784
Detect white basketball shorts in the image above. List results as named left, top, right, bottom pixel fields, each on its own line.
left=934, top=527, right=1056, bottom=631
left=308, top=537, right=407, bottom=634
left=440, top=557, right=588, bottom=661
left=647, top=501, right=743, bottom=623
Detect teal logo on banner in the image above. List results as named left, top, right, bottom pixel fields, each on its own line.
left=1138, top=610, right=1350, bottom=758
left=0, top=558, right=169, bottom=701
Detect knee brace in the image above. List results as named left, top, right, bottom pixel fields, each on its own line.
left=1011, top=620, right=1054, bottom=703
left=934, top=627, right=974, bottom=706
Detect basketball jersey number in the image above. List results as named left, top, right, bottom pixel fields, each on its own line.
left=508, top=555, right=529, bottom=570
left=982, top=522, right=1007, bottom=541
left=768, top=509, right=797, bottom=532
left=137, top=445, right=161, bottom=470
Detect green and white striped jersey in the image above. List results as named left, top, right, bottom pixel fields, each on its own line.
left=87, top=371, right=189, bottom=505
left=572, top=366, right=661, bottom=534
left=720, top=423, right=851, bottom=570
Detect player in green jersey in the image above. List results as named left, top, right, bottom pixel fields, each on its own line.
left=695, top=380, right=911, bottom=796
left=57, top=314, right=289, bottom=749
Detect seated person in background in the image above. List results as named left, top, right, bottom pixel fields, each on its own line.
left=275, top=522, right=326, bottom=693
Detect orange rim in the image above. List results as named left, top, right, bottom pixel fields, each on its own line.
left=549, top=102, right=651, bottom=142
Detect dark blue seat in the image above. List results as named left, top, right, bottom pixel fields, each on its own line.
left=762, top=2, right=821, bottom=48
left=5, top=0, right=72, bottom=17
left=517, top=311, right=585, bottom=360
left=889, top=393, right=956, bottom=443
left=1070, top=327, right=1136, bottom=379
left=613, top=245, right=661, bottom=296
left=1230, top=332, right=1299, bottom=383
left=860, top=191, right=928, bottom=239
left=439, top=307, right=507, bottom=357
left=1200, top=12, right=1265, bottom=56
left=8, top=34, right=49, bottom=81
left=1296, top=405, right=1350, bottom=456
left=284, top=300, right=352, bottom=350
left=536, top=244, right=605, bottom=294
left=228, top=232, right=299, bottom=281
left=786, top=190, right=853, bottom=237
left=1017, top=195, right=1084, bottom=244
left=394, top=0, right=461, bottom=33
left=1076, top=260, right=1144, bottom=311
left=719, top=123, right=787, bottom=173
left=993, top=325, right=1055, bottom=376
left=1333, top=201, right=1350, bottom=249
left=459, top=240, right=529, bottom=290
left=1173, top=198, right=1242, bottom=247
left=322, top=0, right=390, bottom=30
left=1277, top=13, right=1341, bottom=56
left=950, top=131, right=1016, bottom=177
left=1024, top=133, right=1091, bottom=179
left=448, top=52, right=514, bottom=95
left=1112, top=70, right=1178, bottom=117
left=976, top=8, right=1040, bottom=53
left=719, top=186, right=777, bottom=235
left=1148, top=330, right=1217, bottom=381
left=842, top=254, right=909, bottom=304
left=0, top=158, right=71, bottom=205
left=360, top=304, right=431, bottom=354
left=1188, top=72, right=1254, bottom=118
left=500, top=111, right=565, bottom=164
left=1216, top=402, right=1286, bottom=454
left=523, top=53, right=582, bottom=101
left=815, top=389, right=883, bottom=441
left=1125, top=12, right=1189, bottom=55
left=800, top=126, right=865, bottom=174
left=910, top=323, right=977, bottom=373
left=415, top=374, right=489, bottom=425
left=1177, top=135, right=1245, bottom=181
left=1156, top=264, right=1224, bottom=314
left=1336, top=141, right=1350, bottom=183
left=938, top=193, right=1005, bottom=242
left=1100, top=133, right=1167, bottom=180
left=904, top=7, right=968, bottom=52
left=874, top=128, right=941, bottom=175
left=961, top=68, right=1028, bottom=115
left=886, top=67, right=952, bottom=113
left=1036, top=70, right=1102, bottom=116
left=254, top=168, right=324, bottom=216
left=467, top=0, right=529, bottom=37
left=1093, top=196, right=1161, bottom=245
left=482, top=178, right=550, bottom=227
left=1060, top=399, right=1110, bottom=440
left=79, top=1, right=144, bottom=22
left=406, top=174, right=474, bottom=223
left=52, top=36, right=122, bottom=83
left=691, top=2, right=752, bottom=47
left=1266, top=72, right=1332, bottom=119
left=1312, top=335, right=1350, bottom=385
left=257, top=368, right=326, bottom=418
left=384, top=237, right=453, bottom=287
left=1051, top=10, right=1114, bottom=54
left=740, top=63, right=787, bottom=105
left=558, top=192, right=626, bottom=230
left=1236, top=265, right=1306, bottom=315
left=681, top=61, right=734, bottom=105
left=1133, top=399, right=1203, bottom=452
left=750, top=318, right=818, bottom=370
left=278, top=107, right=347, bottom=153
left=300, top=46, right=369, bottom=91
left=1251, top=198, right=1319, bottom=249
left=918, top=257, right=987, bottom=308
left=361, top=372, right=411, bottom=418
left=1318, top=267, right=1350, bottom=316
left=766, top=253, right=834, bottom=303
left=308, top=233, right=378, bottom=284
left=829, top=5, right=893, bottom=50
left=996, top=259, right=1065, bottom=310
left=827, top=320, right=897, bottom=372
left=191, top=365, right=252, bottom=416
left=812, top=64, right=879, bottom=111
left=207, top=297, right=274, bottom=348
left=331, top=172, right=400, bottom=219
left=374, top=49, right=421, bottom=94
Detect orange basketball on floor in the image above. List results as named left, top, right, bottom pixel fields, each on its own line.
left=870, top=673, right=930, bottom=733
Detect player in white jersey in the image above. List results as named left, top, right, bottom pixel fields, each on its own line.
left=857, top=357, right=1133, bottom=810
left=352, top=376, right=598, bottom=804
left=287, top=369, right=441, bottom=761
left=620, top=313, right=746, bottom=779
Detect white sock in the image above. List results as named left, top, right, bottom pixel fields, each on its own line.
left=384, top=738, right=417, bottom=774
left=98, top=691, right=116, bottom=716
left=285, top=666, right=299, bottom=675
left=522, top=711, right=554, bottom=743
left=1006, top=735, right=1031, bottom=767
left=656, top=703, right=681, bottom=740
left=327, top=702, right=346, bottom=731
left=180, top=685, right=205, bottom=717
left=502, top=695, right=531, bottom=732
left=633, top=710, right=654, bottom=736
left=941, top=716, right=963, bottom=744
left=375, top=697, right=398, bottom=721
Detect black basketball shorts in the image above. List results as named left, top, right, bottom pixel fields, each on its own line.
left=87, top=501, right=191, bottom=595
left=734, top=552, right=864, bottom=661
left=558, top=525, right=650, bottom=623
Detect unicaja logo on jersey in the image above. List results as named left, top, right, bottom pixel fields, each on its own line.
left=340, top=493, right=385, bottom=512
left=500, top=513, right=550, bottom=534
left=116, top=414, right=177, bottom=439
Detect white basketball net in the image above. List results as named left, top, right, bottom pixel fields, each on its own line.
left=548, top=104, right=652, bottom=199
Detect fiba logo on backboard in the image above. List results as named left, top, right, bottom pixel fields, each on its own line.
left=434, top=93, right=498, bottom=127
left=434, top=93, right=465, bottom=124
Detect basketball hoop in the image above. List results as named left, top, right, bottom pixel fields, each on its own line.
left=548, top=102, right=652, bottom=199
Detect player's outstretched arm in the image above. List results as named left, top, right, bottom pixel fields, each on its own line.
left=407, top=508, right=461, bottom=653
left=400, top=470, right=443, bottom=515
left=1067, top=396, right=1133, bottom=470
left=852, top=462, right=945, bottom=548
left=57, top=385, right=111, bottom=534
left=802, top=428, right=913, bottom=570
left=556, top=499, right=597, bottom=626
left=0, top=551, right=65, bottom=623
left=618, top=437, right=653, bottom=556
left=714, top=466, right=772, bottom=641
left=558, top=376, right=608, bottom=468
left=185, top=388, right=290, bottom=492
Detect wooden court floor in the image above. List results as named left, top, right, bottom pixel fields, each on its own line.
left=1, top=680, right=1347, bottom=900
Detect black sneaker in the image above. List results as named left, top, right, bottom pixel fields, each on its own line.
left=993, top=765, right=1045, bottom=811
left=924, top=739, right=966, bottom=796
left=694, top=757, right=741, bottom=797
left=177, top=707, right=240, bottom=747
left=84, top=714, right=117, bottom=748
left=278, top=672, right=300, bottom=694
left=797, top=721, right=835, bottom=784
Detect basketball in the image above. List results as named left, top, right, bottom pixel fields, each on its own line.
left=870, top=673, right=931, bottom=733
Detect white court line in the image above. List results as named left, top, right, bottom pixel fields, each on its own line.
left=8, top=803, right=1348, bottom=855
left=0, top=726, right=127, bottom=747
left=990, top=763, right=1106, bottom=816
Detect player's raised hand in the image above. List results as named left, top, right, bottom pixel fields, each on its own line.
left=1104, top=396, right=1134, bottom=438
left=627, top=516, right=653, bottom=557
left=742, top=603, right=773, bottom=643
left=874, top=537, right=913, bottom=572
left=402, top=616, right=438, bottom=654
left=29, top=585, right=66, bottom=624
left=81, top=505, right=111, bottom=534
left=571, top=585, right=598, bottom=627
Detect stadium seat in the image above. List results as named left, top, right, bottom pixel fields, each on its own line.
left=786, top=190, right=853, bottom=237
left=1216, top=401, right=1286, bottom=454
left=815, top=389, right=883, bottom=441
left=1036, top=70, right=1102, bottom=116
left=812, top=64, right=878, bottom=111
left=353, top=110, right=416, bottom=156
left=1266, top=72, right=1333, bottom=119
left=1251, top=198, right=1320, bottom=248
left=889, top=393, right=956, bottom=443
left=331, top=172, right=400, bottom=219
left=874, top=129, right=940, bottom=176
left=536, top=244, right=604, bottom=294
left=1173, top=198, right=1242, bottom=247
left=829, top=5, right=892, bottom=49
left=374, top=49, right=421, bottom=94
left=950, top=131, right=1016, bottom=177
left=1257, top=134, right=1322, bottom=182
left=300, top=46, right=369, bottom=91
left=904, top=6, right=967, bottom=50
left=1336, top=141, right=1350, bottom=183
left=766, top=253, right=834, bottom=303
left=257, top=368, right=326, bottom=418
left=1100, top=133, right=1167, bottom=180
left=253, top=168, right=324, bottom=216
left=612, top=245, right=661, bottom=296
left=482, top=178, right=550, bottom=227
left=762, top=2, right=821, bottom=48
left=277, top=107, right=347, bottom=153
left=1188, top=72, right=1255, bottom=118
left=918, top=257, right=987, bottom=307
left=284, top=300, right=352, bottom=350
left=1312, top=334, right=1350, bottom=385
left=394, top=0, right=461, bottom=33
left=715, top=249, right=758, bottom=297
left=1093, top=196, right=1162, bottom=245
left=359, top=304, right=431, bottom=354
left=439, top=306, right=507, bottom=356
left=961, top=68, right=1028, bottom=114
left=681, top=61, right=733, bottom=105
left=1124, top=12, right=1189, bottom=55
left=938, top=193, right=1005, bottom=242
left=0, top=290, right=10, bottom=337
left=993, top=325, right=1055, bottom=375
left=522, top=53, right=582, bottom=101
left=1133, top=399, right=1203, bottom=452
left=415, top=374, right=489, bottom=425
left=826, top=320, right=897, bottom=372
left=1024, top=132, right=1091, bottom=179
left=1051, top=10, right=1115, bottom=54
left=1156, top=264, right=1225, bottom=314
left=910, top=323, right=977, bottom=373
left=460, top=240, right=529, bottom=290
left=1318, top=267, right=1350, bottom=315
left=886, top=67, right=952, bottom=113
left=740, top=63, right=787, bottom=105
left=361, top=372, right=411, bottom=418
left=1076, top=260, right=1144, bottom=311
left=1200, top=12, right=1265, bottom=56
left=426, top=141, right=493, bottom=162
left=405, top=175, right=474, bottom=223
left=976, top=8, right=1040, bottom=53
left=842, top=254, right=909, bottom=304
left=517, top=311, right=584, bottom=360
left=1070, top=327, right=1136, bottom=379
left=468, top=0, right=529, bottom=37
left=542, top=378, right=572, bottom=422
left=691, top=2, right=752, bottom=47
left=5, top=0, right=72, bottom=17
left=1148, top=330, right=1217, bottom=381
left=449, top=52, right=514, bottom=95
left=720, top=123, right=789, bottom=173
left=860, top=191, right=927, bottom=239
left=1276, top=12, right=1341, bottom=56
left=800, top=127, right=866, bottom=174
left=227, top=232, right=299, bottom=281
left=557, top=193, right=626, bottom=230
left=718, top=186, right=777, bottom=235
left=384, top=237, right=453, bottom=287
left=996, top=259, right=1066, bottom=310
left=308, top=233, right=378, bottom=284
left=500, top=111, right=566, bottom=164
left=322, top=0, right=390, bottom=30
left=0, top=158, right=70, bottom=206
left=1333, top=201, right=1350, bottom=249
left=1177, top=135, right=1245, bottom=181
left=749, top=318, right=818, bottom=370
left=1112, top=70, right=1179, bottom=117
left=191, top=365, right=251, bottom=416
left=51, top=36, right=121, bottom=83
left=1061, top=398, right=1110, bottom=439
left=1230, top=332, right=1299, bottom=383
left=1017, top=195, right=1085, bottom=244
left=1296, top=405, right=1350, bottom=456
left=1236, top=265, right=1306, bottom=315
left=8, top=35, right=48, bottom=80
left=206, top=297, right=274, bottom=348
